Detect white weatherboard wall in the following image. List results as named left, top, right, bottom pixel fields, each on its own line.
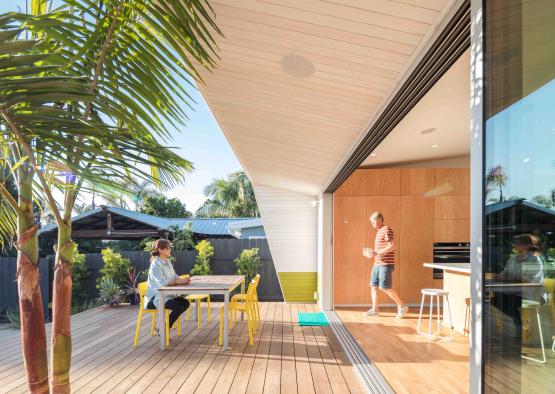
left=254, top=185, right=318, bottom=302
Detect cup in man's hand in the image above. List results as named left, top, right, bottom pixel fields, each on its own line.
left=362, top=247, right=373, bottom=258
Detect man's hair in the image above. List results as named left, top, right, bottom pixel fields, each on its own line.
left=370, top=212, right=384, bottom=221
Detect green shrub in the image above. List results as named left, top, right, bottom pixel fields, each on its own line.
left=190, top=240, right=214, bottom=276
left=98, top=278, right=122, bottom=307
left=71, top=299, right=101, bottom=315
left=170, top=223, right=195, bottom=251
left=72, top=244, right=89, bottom=303
left=6, top=309, right=20, bottom=329
left=99, top=248, right=132, bottom=287
left=235, top=248, right=261, bottom=284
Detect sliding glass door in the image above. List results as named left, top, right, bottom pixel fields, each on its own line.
left=483, top=0, right=555, bottom=392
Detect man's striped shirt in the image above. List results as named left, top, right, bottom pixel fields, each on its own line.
left=374, top=225, right=395, bottom=265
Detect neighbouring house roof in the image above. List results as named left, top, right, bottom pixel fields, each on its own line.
left=38, top=206, right=257, bottom=239
left=227, top=218, right=265, bottom=238
left=485, top=199, right=555, bottom=233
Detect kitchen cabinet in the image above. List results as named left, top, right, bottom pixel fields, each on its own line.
left=365, top=169, right=400, bottom=196
left=400, top=196, right=434, bottom=303
left=333, top=167, right=470, bottom=306
left=333, top=196, right=367, bottom=304
left=400, top=168, right=435, bottom=196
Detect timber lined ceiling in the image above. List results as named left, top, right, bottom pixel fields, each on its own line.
left=197, top=0, right=458, bottom=196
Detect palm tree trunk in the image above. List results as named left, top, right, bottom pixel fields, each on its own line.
left=50, top=214, right=73, bottom=393
left=17, top=172, right=49, bottom=393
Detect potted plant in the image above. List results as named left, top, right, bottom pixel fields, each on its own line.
left=98, top=278, right=123, bottom=307
left=125, top=268, right=141, bottom=305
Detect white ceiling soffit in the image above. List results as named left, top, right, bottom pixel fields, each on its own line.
left=362, top=49, right=470, bottom=167
left=197, top=0, right=459, bottom=196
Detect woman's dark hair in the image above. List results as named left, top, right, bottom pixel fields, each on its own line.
left=150, top=239, right=172, bottom=259
left=513, top=234, right=533, bottom=248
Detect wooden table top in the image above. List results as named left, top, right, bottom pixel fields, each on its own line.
left=159, top=275, right=245, bottom=291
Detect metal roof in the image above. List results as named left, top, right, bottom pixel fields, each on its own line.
left=38, top=206, right=257, bottom=237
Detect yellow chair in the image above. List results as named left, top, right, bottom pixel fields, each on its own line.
left=180, top=274, right=211, bottom=329
left=219, top=279, right=257, bottom=347
left=231, top=274, right=260, bottom=330
left=133, top=281, right=181, bottom=347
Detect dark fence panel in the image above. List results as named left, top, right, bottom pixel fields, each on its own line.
left=0, top=256, right=51, bottom=321
left=82, top=238, right=283, bottom=301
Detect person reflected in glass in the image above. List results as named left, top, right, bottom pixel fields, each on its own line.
left=491, top=234, right=544, bottom=339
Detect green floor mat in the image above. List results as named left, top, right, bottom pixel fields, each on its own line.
left=298, top=312, right=329, bottom=326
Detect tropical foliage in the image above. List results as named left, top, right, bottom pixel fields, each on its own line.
left=139, top=195, right=192, bottom=218
left=99, top=248, right=132, bottom=288
left=0, top=0, right=221, bottom=390
left=71, top=245, right=89, bottom=303
left=235, top=248, right=261, bottom=284
left=486, top=165, right=508, bottom=203
left=196, top=171, right=260, bottom=218
left=170, top=223, right=195, bottom=251
left=190, top=240, right=214, bottom=276
left=98, top=278, right=122, bottom=307
left=531, top=188, right=555, bottom=209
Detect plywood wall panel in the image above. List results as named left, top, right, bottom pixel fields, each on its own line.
left=365, top=169, right=401, bottom=195
left=399, top=196, right=434, bottom=304
left=335, top=169, right=367, bottom=196
left=434, top=196, right=470, bottom=219
left=333, top=196, right=367, bottom=304
left=434, top=220, right=470, bottom=242
left=434, top=168, right=470, bottom=195
left=400, top=168, right=435, bottom=196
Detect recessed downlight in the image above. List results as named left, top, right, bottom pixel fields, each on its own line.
left=431, top=144, right=439, bottom=148
left=370, top=153, right=377, bottom=157
left=420, top=128, right=436, bottom=135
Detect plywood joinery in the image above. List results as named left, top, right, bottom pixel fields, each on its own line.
left=333, top=168, right=470, bottom=306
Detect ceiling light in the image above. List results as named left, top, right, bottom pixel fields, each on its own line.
left=431, top=144, right=439, bottom=148
left=281, top=54, right=315, bottom=78
left=523, top=157, right=531, bottom=163
left=420, top=128, right=436, bottom=135
left=370, top=153, right=377, bottom=157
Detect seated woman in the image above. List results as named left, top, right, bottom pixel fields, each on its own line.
left=145, top=239, right=191, bottom=330
left=491, top=234, right=544, bottom=338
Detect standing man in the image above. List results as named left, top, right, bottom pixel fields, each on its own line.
left=363, top=212, right=409, bottom=318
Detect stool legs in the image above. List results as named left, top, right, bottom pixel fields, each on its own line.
left=521, top=307, right=546, bottom=364
left=417, top=292, right=453, bottom=342
left=416, top=293, right=425, bottom=334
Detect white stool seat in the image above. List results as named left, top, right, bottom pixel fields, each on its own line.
left=417, top=288, right=454, bottom=342
left=421, top=288, right=449, bottom=296
left=521, top=299, right=541, bottom=308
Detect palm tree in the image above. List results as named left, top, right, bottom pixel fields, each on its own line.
left=1, top=1, right=221, bottom=391
left=196, top=171, right=260, bottom=217
left=486, top=165, right=508, bottom=203
left=531, top=188, right=555, bottom=209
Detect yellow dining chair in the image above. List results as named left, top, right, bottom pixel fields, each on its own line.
left=231, top=274, right=260, bottom=330
left=179, top=274, right=211, bottom=329
left=219, top=279, right=257, bottom=347
left=133, top=281, right=180, bottom=347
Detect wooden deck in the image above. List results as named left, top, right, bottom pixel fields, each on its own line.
left=0, top=303, right=366, bottom=393
left=336, top=307, right=470, bottom=394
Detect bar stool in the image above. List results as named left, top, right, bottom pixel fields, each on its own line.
left=417, top=288, right=454, bottom=342
left=521, top=300, right=546, bottom=364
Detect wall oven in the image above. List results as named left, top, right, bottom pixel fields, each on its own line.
left=432, top=242, right=470, bottom=279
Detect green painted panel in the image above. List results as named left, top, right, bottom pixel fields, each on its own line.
left=278, top=272, right=317, bottom=302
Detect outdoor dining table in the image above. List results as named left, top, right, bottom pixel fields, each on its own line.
left=158, top=275, right=245, bottom=351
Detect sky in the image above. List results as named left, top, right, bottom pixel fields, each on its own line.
left=1, top=1, right=242, bottom=213
left=485, top=78, right=555, bottom=204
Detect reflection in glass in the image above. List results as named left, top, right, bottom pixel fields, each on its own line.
left=484, top=0, right=555, bottom=392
